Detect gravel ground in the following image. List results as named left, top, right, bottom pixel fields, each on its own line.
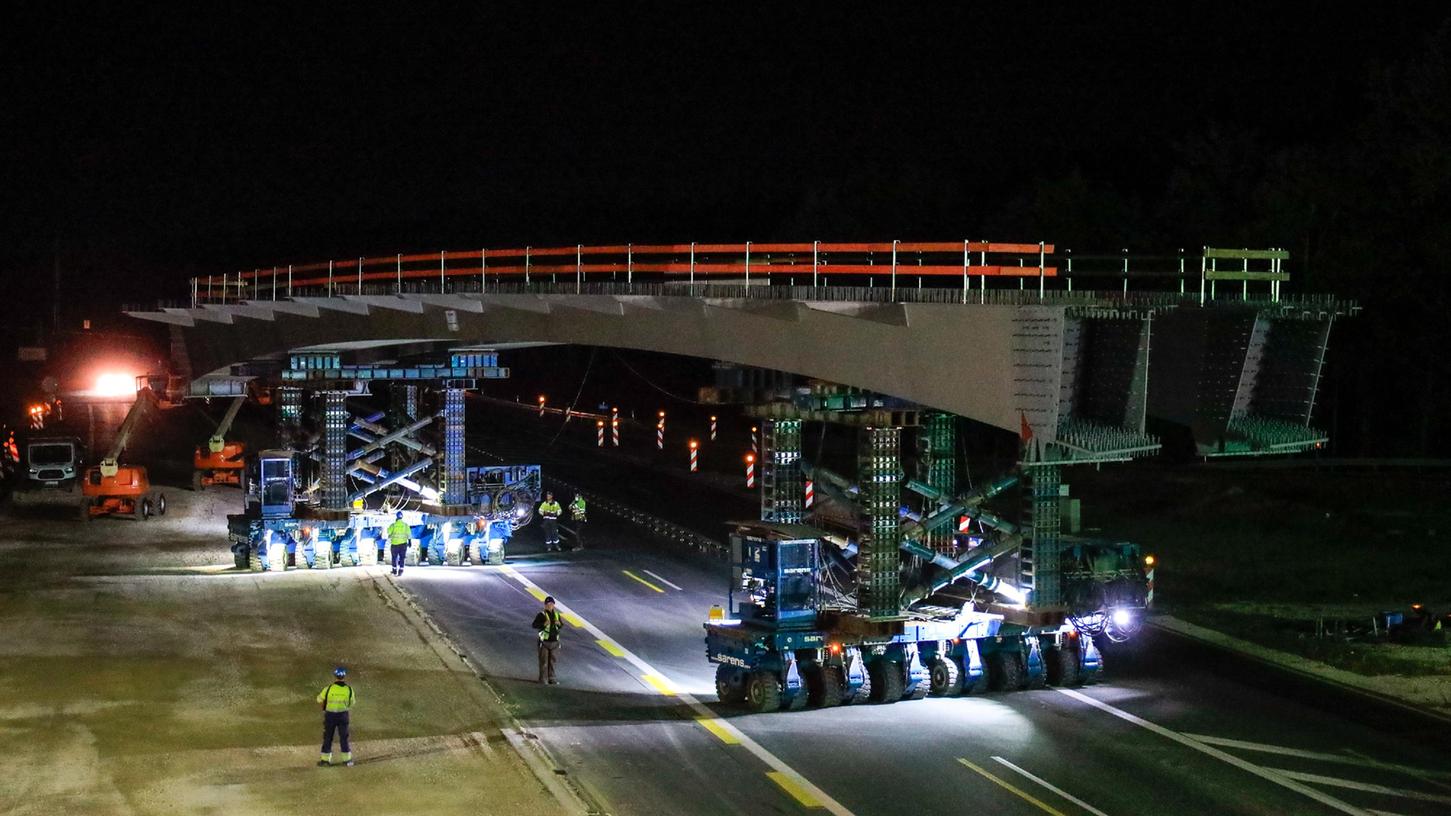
left=0, top=488, right=567, bottom=816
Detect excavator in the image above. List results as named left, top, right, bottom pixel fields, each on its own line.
left=192, top=396, right=246, bottom=490
left=79, top=380, right=167, bottom=522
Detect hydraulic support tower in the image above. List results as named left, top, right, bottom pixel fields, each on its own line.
left=760, top=418, right=804, bottom=523
left=858, top=425, right=902, bottom=619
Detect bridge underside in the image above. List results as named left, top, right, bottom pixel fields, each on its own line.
left=129, top=291, right=1337, bottom=456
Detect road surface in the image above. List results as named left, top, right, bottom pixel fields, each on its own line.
left=394, top=405, right=1451, bottom=815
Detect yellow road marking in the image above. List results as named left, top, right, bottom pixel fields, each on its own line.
left=596, top=638, right=626, bottom=657
left=525, top=586, right=548, bottom=602
left=768, top=771, right=824, bottom=808
left=562, top=611, right=585, bottom=628
left=621, top=569, right=665, bottom=593
left=696, top=716, right=740, bottom=745
left=957, top=758, right=1066, bottom=816
left=640, top=673, right=676, bottom=695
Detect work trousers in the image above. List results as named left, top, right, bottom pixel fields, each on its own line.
left=538, top=640, right=559, bottom=683
left=571, top=518, right=585, bottom=549
left=390, top=544, right=407, bottom=574
left=541, top=518, right=560, bottom=550
left=321, top=711, right=351, bottom=755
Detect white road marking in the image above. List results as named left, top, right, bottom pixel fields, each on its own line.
left=991, top=756, right=1110, bottom=816
left=501, top=565, right=855, bottom=816
left=1055, top=688, right=1372, bottom=816
left=1272, top=769, right=1451, bottom=806
left=1183, top=734, right=1451, bottom=782
left=642, top=569, right=684, bottom=591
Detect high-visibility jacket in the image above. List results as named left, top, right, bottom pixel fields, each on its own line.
left=570, top=497, right=586, bottom=521
left=539, top=500, right=562, bottom=520
left=317, top=681, right=355, bottom=712
left=534, top=609, right=563, bottom=642
left=386, top=519, right=411, bottom=546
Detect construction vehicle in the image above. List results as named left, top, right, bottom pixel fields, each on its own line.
left=192, top=396, right=246, bottom=490
left=706, top=407, right=1153, bottom=712
left=79, top=382, right=167, bottom=522
left=227, top=449, right=536, bottom=570
left=706, top=499, right=1147, bottom=711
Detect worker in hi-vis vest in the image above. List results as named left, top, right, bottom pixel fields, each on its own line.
left=569, top=494, right=587, bottom=549
left=533, top=595, right=564, bottom=684
left=386, top=512, right=411, bottom=576
left=538, top=492, right=562, bottom=552
left=317, top=667, right=356, bottom=766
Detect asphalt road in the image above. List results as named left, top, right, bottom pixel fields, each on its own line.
left=396, top=405, right=1451, bottom=816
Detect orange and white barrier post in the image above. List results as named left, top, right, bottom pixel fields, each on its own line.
left=596, top=420, right=605, bottom=447
left=745, top=453, right=755, bottom=488
left=709, top=415, right=717, bottom=441
left=657, top=411, right=666, bottom=450
left=750, top=425, right=758, bottom=457
left=537, top=394, right=546, bottom=418
left=689, top=439, right=699, bottom=472
left=611, top=417, right=620, bottom=447
left=804, top=479, right=814, bottom=508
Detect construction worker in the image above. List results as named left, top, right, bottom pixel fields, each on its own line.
left=386, top=511, right=411, bottom=576
left=538, top=492, right=562, bottom=552
left=533, top=595, right=564, bottom=684
left=316, top=667, right=355, bottom=766
left=569, top=493, right=587, bottom=549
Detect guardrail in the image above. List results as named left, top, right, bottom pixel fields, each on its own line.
left=180, top=240, right=1307, bottom=309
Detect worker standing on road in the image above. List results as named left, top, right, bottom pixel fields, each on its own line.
left=538, top=492, right=562, bottom=552
left=317, top=667, right=356, bottom=766
left=569, top=493, right=587, bottom=550
left=533, top=596, right=564, bottom=684
left=386, top=511, right=411, bottom=576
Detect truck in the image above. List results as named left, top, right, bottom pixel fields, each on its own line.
left=10, top=435, right=86, bottom=510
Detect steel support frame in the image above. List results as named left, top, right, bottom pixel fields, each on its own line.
left=440, top=386, right=467, bottom=507
left=918, top=412, right=956, bottom=553
left=1019, top=461, right=1063, bottom=607
left=858, top=425, right=902, bottom=619
left=760, top=418, right=804, bottom=523
left=319, top=390, right=350, bottom=510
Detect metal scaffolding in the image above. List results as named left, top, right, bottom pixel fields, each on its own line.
left=760, top=418, right=804, bottom=523
left=1019, top=461, right=1063, bottom=607
left=917, top=412, right=956, bottom=553
left=858, top=425, right=902, bottom=619
left=319, top=391, right=349, bottom=510
left=441, top=387, right=467, bottom=506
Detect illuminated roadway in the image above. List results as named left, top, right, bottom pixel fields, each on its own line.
left=394, top=410, right=1451, bottom=816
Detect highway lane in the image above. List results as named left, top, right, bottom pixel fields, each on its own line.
left=401, top=510, right=1451, bottom=816
left=408, top=405, right=1451, bottom=814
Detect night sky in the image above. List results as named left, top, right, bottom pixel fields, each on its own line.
left=5, top=6, right=1449, bottom=453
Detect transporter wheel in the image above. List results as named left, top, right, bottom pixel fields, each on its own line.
left=715, top=664, right=748, bottom=704
left=806, top=664, right=844, bottom=708
left=136, top=499, right=152, bottom=521
left=745, top=670, right=783, bottom=713
left=446, top=546, right=463, bottom=567
left=987, top=650, right=1025, bottom=692
left=868, top=661, right=903, bottom=704
left=929, top=657, right=963, bottom=697
left=233, top=545, right=250, bottom=570
left=77, top=499, right=92, bottom=522
left=155, top=493, right=167, bottom=516
left=1047, top=645, right=1083, bottom=688
left=192, top=472, right=204, bottom=492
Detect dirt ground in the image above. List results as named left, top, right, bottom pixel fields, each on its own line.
left=0, top=489, right=567, bottom=816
